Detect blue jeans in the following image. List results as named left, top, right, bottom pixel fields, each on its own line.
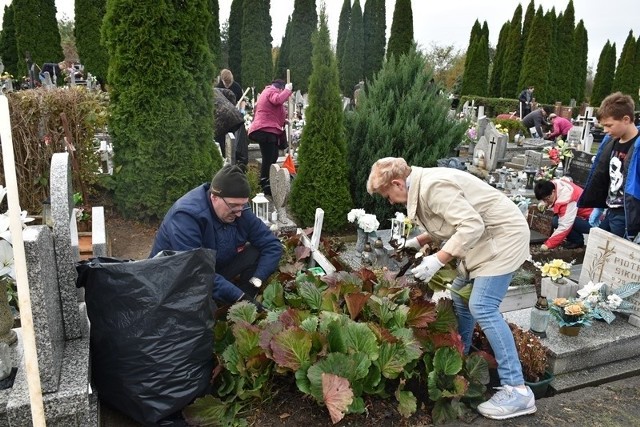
left=451, top=272, right=524, bottom=386
left=552, top=215, right=592, bottom=245
left=599, top=208, right=626, bottom=238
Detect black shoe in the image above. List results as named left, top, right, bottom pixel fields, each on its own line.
left=563, top=241, right=584, bottom=249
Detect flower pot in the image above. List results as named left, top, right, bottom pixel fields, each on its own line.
left=558, top=325, right=581, bottom=336
left=525, top=371, right=554, bottom=399
left=541, top=277, right=579, bottom=300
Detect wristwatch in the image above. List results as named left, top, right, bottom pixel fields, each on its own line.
left=249, top=277, right=262, bottom=288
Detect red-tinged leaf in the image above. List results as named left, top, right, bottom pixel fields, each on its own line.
left=344, top=292, right=371, bottom=320
left=368, top=323, right=399, bottom=343
left=279, top=262, right=301, bottom=276
left=259, top=321, right=284, bottom=357
left=473, top=349, right=498, bottom=369
left=270, top=328, right=312, bottom=371
left=295, top=245, right=312, bottom=261
left=356, top=268, right=377, bottom=290
left=431, top=329, right=465, bottom=354
left=211, top=363, right=223, bottom=381
left=279, top=308, right=303, bottom=328
left=407, top=300, right=438, bottom=327
left=322, top=373, right=354, bottom=425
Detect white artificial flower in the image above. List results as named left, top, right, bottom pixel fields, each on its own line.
left=0, top=239, right=15, bottom=280
left=347, top=209, right=366, bottom=223
left=394, top=212, right=406, bottom=221
left=577, top=281, right=603, bottom=299
left=586, top=294, right=599, bottom=305
left=607, top=294, right=623, bottom=310
left=358, top=213, right=379, bottom=233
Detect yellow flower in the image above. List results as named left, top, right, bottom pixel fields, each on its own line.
left=564, top=303, right=585, bottom=316
left=553, top=298, right=568, bottom=307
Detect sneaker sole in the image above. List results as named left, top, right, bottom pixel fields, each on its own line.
left=480, top=405, right=537, bottom=420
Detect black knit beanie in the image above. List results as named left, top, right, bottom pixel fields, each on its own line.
left=210, top=165, right=250, bottom=198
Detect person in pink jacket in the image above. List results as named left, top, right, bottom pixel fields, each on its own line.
left=248, top=79, right=293, bottom=195
left=545, top=114, right=573, bottom=141
left=534, top=178, right=593, bottom=250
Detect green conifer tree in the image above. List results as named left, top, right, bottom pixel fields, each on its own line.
left=500, top=5, right=523, bottom=97
left=363, top=0, right=385, bottom=83
left=340, top=0, right=364, bottom=96
left=347, top=47, right=466, bottom=221
left=591, top=41, right=616, bottom=106
left=634, top=37, right=640, bottom=94
left=570, top=20, right=588, bottom=103
left=518, top=7, right=552, bottom=103
left=241, top=0, right=272, bottom=90
left=462, top=19, right=481, bottom=78
left=461, top=35, right=489, bottom=97
left=551, top=1, right=576, bottom=103
left=521, top=0, right=535, bottom=49
left=386, top=0, right=412, bottom=60
left=75, top=0, right=109, bottom=85
left=489, top=22, right=510, bottom=97
left=336, top=0, right=351, bottom=70
left=208, top=0, right=222, bottom=74
left=612, top=30, right=637, bottom=95
left=291, top=8, right=352, bottom=231
left=0, top=4, right=19, bottom=77
left=13, top=0, right=64, bottom=75
left=275, top=17, right=291, bottom=80
left=228, top=0, right=243, bottom=84
left=102, top=0, right=220, bottom=219
left=545, top=9, right=560, bottom=102
left=288, top=0, right=317, bottom=93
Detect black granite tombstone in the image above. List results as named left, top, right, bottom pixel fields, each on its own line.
left=567, top=149, right=595, bottom=187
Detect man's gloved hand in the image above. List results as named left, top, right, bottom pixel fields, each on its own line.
left=589, top=208, right=604, bottom=227
left=400, top=237, right=422, bottom=250
left=285, top=82, right=293, bottom=91
left=540, top=244, right=549, bottom=252
left=237, top=293, right=266, bottom=312
left=410, top=254, right=445, bottom=282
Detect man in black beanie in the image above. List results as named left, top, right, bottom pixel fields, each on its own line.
left=150, top=165, right=282, bottom=306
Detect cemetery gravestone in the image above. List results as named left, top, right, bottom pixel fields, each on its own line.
left=524, top=150, right=544, bottom=171
left=476, top=115, right=489, bottom=140
left=578, top=227, right=640, bottom=327
left=567, top=149, right=595, bottom=187
left=484, top=123, right=508, bottom=163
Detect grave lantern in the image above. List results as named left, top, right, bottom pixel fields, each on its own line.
left=41, top=197, right=53, bottom=227
left=252, top=192, right=270, bottom=223
left=390, top=216, right=407, bottom=241
left=529, top=296, right=550, bottom=338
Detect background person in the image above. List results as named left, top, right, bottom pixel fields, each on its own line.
left=578, top=92, right=640, bottom=239
left=534, top=178, right=593, bottom=250
left=522, top=107, right=547, bottom=138
left=366, top=157, right=535, bottom=421
left=150, top=165, right=282, bottom=306
left=545, top=113, right=573, bottom=141
left=248, top=79, right=293, bottom=195
left=518, top=86, right=534, bottom=117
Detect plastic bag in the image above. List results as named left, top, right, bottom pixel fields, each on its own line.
left=76, top=249, right=217, bottom=425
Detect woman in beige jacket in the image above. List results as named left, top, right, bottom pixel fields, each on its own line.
left=367, top=157, right=535, bottom=420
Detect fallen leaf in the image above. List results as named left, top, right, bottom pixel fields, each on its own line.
left=322, top=373, right=354, bottom=424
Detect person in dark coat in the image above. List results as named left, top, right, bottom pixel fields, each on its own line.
left=522, top=108, right=547, bottom=138
left=215, top=69, right=249, bottom=169
left=150, top=165, right=282, bottom=305
left=518, top=86, right=534, bottom=117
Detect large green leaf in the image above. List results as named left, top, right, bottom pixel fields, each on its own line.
left=343, top=322, right=379, bottom=360
left=429, top=299, right=458, bottom=333
left=433, top=347, right=463, bottom=375
left=441, top=375, right=469, bottom=398
left=298, top=281, right=323, bottom=310
left=326, top=320, right=347, bottom=353
left=376, top=342, right=406, bottom=379
left=182, top=395, right=240, bottom=427
left=271, top=328, right=312, bottom=371
left=390, top=305, right=409, bottom=329
left=395, top=389, right=417, bottom=418
left=362, top=363, right=383, bottom=395
left=227, top=301, right=257, bottom=324
left=232, top=322, right=261, bottom=358
left=391, top=328, right=423, bottom=363
left=307, top=352, right=372, bottom=401
left=262, top=282, right=285, bottom=308
left=222, top=344, right=242, bottom=375
left=367, top=295, right=396, bottom=325
left=295, top=364, right=312, bottom=395
left=464, top=353, right=490, bottom=384
left=301, top=315, right=319, bottom=332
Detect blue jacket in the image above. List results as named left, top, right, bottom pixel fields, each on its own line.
left=150, top=184, right=282, bottom=303
left=578, top=126, right=640, bottom=239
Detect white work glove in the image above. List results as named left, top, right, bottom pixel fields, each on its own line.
left=285, top=82, right=293, bottom=91
left=400, top=237, right=422, bottom=250
left=411, top=254, right=444, bottom=282
left=540, top=244, right=549, bottom=252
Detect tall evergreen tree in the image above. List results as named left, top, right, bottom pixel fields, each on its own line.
left=347, top=47, right=466, bottom=221
left=13, top=0, right=64, bottom=75
left=362, top=0, right=385, bottom=83
left=521, top=0, right=535, bottom=49
left=489, top=22, right=510, bottom=97
left=552, top=1, right=576, bottom=103
left=275, top=17, right=292, bottom=80
left=336, top=0, right=351, bottom=70
left=500, top=5, right=522, bottom=97
left=340, top=0, right=363, bottom=95
left=291, top=8, right=352, bottom=231
left=208, top=0, right=222, bottom=74
left=612, top=30, right=637, bottom=96
left=519, top=7, right=552, bottom=103
left=0, top=4, right=19, bottom=77
left=634, top=37, right=640, bottom=94
left=386, top=0, right=412, bottom=60
left=102, top=0, right=220, bottom=219
left=227, top=0, right=243, bottom=84
left=591, top=41, right=616, bottom=106
left=461, top=35, right=489, bottom=97
left=462, top=19, right=482, bottom=77
left=75, top=0, right=109, bottom=85
left=571, top=20, right=588, bottom=103
left=545, top=9, right=560, bottom=102
left=288, top=0, right=317, bottom=93
left=241, top=0, right=272, bottom=90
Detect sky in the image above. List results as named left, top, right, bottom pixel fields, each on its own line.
left=0, top=0, right=638, bottom=69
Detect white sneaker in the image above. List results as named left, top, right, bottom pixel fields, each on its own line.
left=477, top=385, right=536, bottom=420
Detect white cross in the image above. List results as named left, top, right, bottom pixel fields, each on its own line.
left=576, top=107, right=596, bottom=153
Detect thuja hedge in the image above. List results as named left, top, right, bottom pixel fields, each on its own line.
left=0, top=88, right=108, bottom=214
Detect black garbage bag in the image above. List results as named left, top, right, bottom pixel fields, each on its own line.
left=213, top=88, right=244, bottom=139
left=76, top=249, right=217, bottom=426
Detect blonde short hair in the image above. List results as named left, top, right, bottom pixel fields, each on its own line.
left=220, top=69, right=234, bottom=88
left=367, top=157, right=411, bottom=195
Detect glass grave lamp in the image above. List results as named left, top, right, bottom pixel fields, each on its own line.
left=252, top=192, right=270, bottom=223
left=41, top=197, right=53, bottom=227
left=390, top=216, right=407, bottom=242
left=529, top=296, right=550, bottom=338
left=524, top=168, right=537, bottom=189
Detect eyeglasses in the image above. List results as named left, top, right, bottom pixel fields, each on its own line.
left=214, top=195, right=250, bottom=213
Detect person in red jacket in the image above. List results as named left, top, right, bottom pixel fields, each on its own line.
left=534, top=178, right=593, bottom=250
left=545, top=113, right=573, bottom=141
